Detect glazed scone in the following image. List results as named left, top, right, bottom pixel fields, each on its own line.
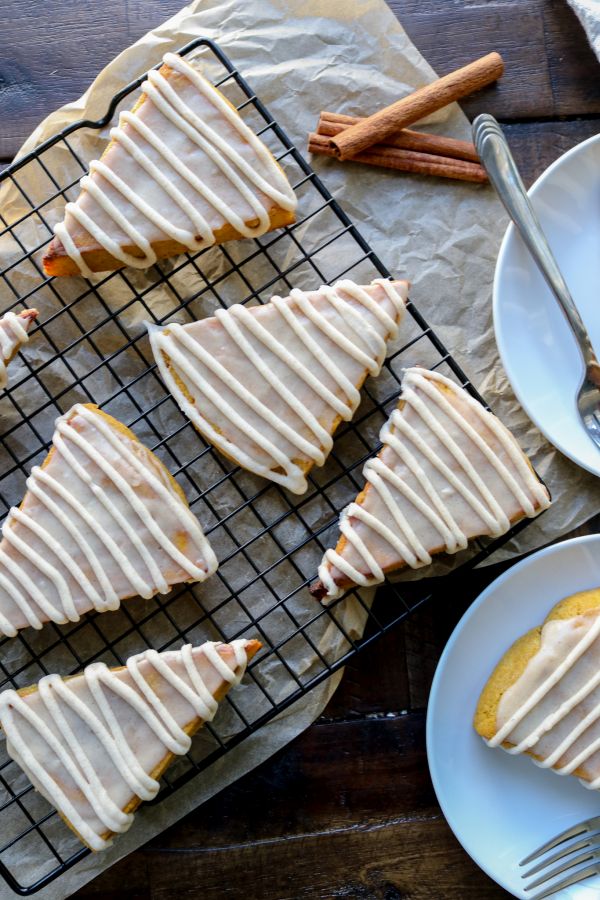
left=475, top=587, right=600, bottom=788
left=43, top=53, right=297, bottom=277
left=149, top=278, right=408, bottom=494
left=312, top=367, right=550, bottom=601
left=0, top=403, right=217, bottom=637
left=0, top=639, right=261, bottom=850
left=0, top=308, right=38, bottom=388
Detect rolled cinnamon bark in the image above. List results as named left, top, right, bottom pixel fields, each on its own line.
left=318, top=111, right=480, bottom=163
left=330, top=52, right=504, bottom=161
left=308, top=132, right=488, bottom=183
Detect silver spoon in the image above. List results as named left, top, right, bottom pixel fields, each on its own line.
left=473, top=113, right=600, bottom=453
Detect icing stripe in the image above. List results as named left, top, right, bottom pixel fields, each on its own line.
left=150, top=279, right=407, bottom=495
left=0, top=641, right=251, bottom=850
left=53, top=53, right=296, bottom=277
left=318, top=368, right=550, bottom=599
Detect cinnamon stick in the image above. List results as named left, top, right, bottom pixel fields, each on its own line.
left=318, top=111, right=480, bottom=163
left=308, top=132, right=488, bottom=183
left=330, top=51, right=504, bottom=161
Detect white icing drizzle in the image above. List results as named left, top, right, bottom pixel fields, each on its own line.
left=53, top=52, right=296, bottom=277
left=0, top=640, right=251, bottom=850
left=318, top=368, right=550, bottom=599
left=0, top=404, right=217, bottom=638
left=0, top=311, right=32, bottom=389
left=150, top=279, right=407, bottom=495
left=489, top=602, right=600, bottom=790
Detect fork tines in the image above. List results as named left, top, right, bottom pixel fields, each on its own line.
left=521, top=816, right=600, bottom=898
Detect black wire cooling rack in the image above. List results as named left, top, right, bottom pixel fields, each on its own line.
left=0, top=36, right=541, bottom=895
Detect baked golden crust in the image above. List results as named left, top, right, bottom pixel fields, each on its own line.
left=473, top=587, right=600, bottom=780
left=43, top=207, right=295, bottom=277
left=42, top=62, right=296, bottom=277
left=473, top=628, right=541, bottom=742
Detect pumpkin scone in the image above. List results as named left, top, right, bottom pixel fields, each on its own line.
left=0, top=403, right=217, bottom=637
left=312, top=367, right=550, bottom=601
left=0, top=308, right=38, bottom=389
left=43, top=53, right=297, bottom=277
left=0, top=639, right=261, bottom=849
left=475, top=587, right=600, bottom=790
left=149, top=278, right=408, bottom=494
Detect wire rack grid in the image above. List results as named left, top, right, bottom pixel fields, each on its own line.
left=0, top=36, right=539, bottom=895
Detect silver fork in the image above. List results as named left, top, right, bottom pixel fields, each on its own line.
left=472, top=113, right=600, bottom=453
left=520, top=815, right=600, bottom=898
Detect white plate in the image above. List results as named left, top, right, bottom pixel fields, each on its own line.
left=493, top=132, right=600, bottom=478
left=427, top=534, right=600, bottom=899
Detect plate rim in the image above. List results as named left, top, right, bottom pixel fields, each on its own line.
left=492, top=130, right=600, bottom=478
left=426, top=532, right=600, bottom=897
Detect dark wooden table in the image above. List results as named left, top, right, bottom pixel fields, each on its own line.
left=2, top=1, right=600, bottom=897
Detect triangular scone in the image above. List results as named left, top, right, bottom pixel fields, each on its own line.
left=42, top=52, right=297, bottom=277
left=0, top=638, right=261, bottom=849
left=150, top=279, right=408, bottom=495
left=0, top=403, right=217, bottom=637
left=0, top=308, right=38, bottom=389
left=474, top=588, right=600, bottom=790
left=312, top=367, right=550, bottom=601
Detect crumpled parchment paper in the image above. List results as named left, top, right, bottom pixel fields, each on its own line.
left=0, top=0, right=599, bottom=897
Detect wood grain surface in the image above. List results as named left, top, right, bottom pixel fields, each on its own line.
left=1, top=1, right=599, bottom=898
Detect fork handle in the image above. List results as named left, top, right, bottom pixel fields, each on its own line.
left=473, top=113, right=599, bottom=375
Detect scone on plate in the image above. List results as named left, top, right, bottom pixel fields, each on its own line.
left=0, top=403, right=217, bottom=638
left=0, top=639, right=261, bottom=849
left=43, top=52, right=297, bottom=277
left=149, top=278, right=408, bottom=494
left=312, top=367, right=550, bottom=601
left=475, top=587, right=600, bottom=789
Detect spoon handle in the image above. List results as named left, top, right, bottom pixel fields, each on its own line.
left=472, top=113, right=597, bottom=371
